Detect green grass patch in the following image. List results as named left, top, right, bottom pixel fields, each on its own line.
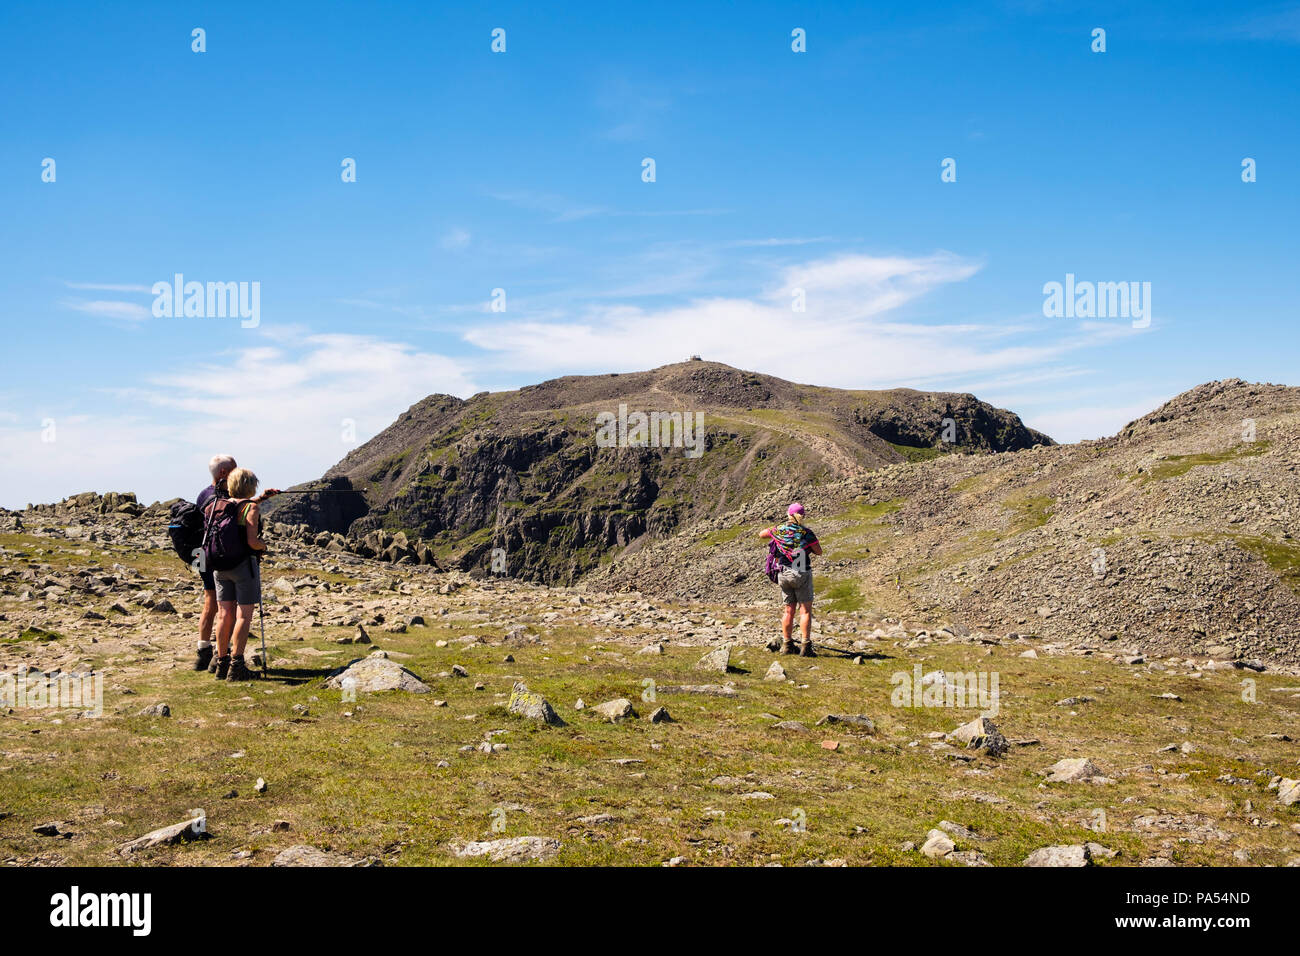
left=1137, top=441, right=1271, bottom=483
left=1002, top=493, right=1054, bottom=533
left=888, top=441, right=942, bottom=463
left=820, top=579, right=865, bottom=613
left=700, top=525, right=751, bottom=548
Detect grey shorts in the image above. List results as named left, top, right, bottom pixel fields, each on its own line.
left=778, top=568, right=813, bottom=606
left=215, top=557, right=260, bottom=606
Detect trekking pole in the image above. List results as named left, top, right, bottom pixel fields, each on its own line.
left=254, top=553, right=269, bottom=676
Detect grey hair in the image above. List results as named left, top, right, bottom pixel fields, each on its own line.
left=208, top=454, right=237, bottom=478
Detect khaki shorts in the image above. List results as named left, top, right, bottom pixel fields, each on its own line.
left=778, top=568, right=813, bottom=606
left=215, top=557, right=260, bottom=606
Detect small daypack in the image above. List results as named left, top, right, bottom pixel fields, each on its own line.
left=764, top=540, right=782, bottom=583
left=167, top=500, right=205, bottom=566
left=201, top=498, right=251, bottom=572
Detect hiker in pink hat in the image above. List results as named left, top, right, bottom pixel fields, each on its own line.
left=759, top=502, right=822, bottom=655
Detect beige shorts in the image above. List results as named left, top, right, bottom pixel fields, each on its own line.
left=778, top=568, right=813, bottom=606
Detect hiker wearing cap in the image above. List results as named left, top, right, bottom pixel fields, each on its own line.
left=760, top=503, right=822, bottom=656
left=193, top=454, right=236, bottom=673
left=209, top=467, right=280, bottom=681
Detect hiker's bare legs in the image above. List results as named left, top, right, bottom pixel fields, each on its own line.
left=781, top=604, right=795, bottom=643
left=216, top=601, right=236, bottom=657
left=232, top=604, right=255, bottom=657
left=799, top=602, right=813, bottom=643
left=200, top=590, right=218, bottom=643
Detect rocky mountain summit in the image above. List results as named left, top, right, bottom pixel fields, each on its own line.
left=267, top=361, right=1049, bottom=583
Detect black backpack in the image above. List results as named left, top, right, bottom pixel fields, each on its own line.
left=167, top=500, right=205, bottom=567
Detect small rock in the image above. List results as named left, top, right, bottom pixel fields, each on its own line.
left=507, top=682, right=566, bottom=726
left=325, top=654, right=431, bottom=694
left=695, top=646, right=732, bottom=673
left=921, top=829, right=955, bottom=858
left=947, top=716, right=1008, bottom=757
left=271, top=845, right=369, bottom=867
left=1044, top=757, right=1108, bottom=784
left=815, top=714, right=875, bottom=733
left=1024, top=844, right=1090, bottom=867
left=117, top=816, right=209, bottom=856
left=450, top=836, right=561, bottom=863
left=592, top=698, right=637, bottom=722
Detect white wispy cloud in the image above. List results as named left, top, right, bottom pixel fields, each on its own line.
left=6, top=249, right=1167, bottom=507
left=0, top=332, right=481, bottom=507
left=63, top=281, right=154, bottom=293
left=62, top=299, right=151, bottom=322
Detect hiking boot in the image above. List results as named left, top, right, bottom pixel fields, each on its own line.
left=799, top=642, right=817, bottom=657
left=226, top=656, right=255, bottom=682
left=781, top=640, right=798, bottom=655
left=194, top=644, right=214, bottom=672
left=214, top=655, right=231, bottom=680
left=208, top=653, right=220, bottom=674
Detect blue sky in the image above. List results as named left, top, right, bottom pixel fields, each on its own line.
left=2, top=0, right=1298, bottom=507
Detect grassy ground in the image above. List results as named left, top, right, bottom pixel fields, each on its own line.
left=3, top=609, right=1297, bottom=866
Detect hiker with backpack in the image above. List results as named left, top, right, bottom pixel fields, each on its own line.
left=760, top=503, right=822, bottom=656
left=205, top=467, right=280, bottom=681
left=187, top=454, right=237, bottom=673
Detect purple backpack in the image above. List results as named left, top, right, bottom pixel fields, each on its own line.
left=764, top=540, right=782, bottom=583
left=201, top=498, right=252, bottom=571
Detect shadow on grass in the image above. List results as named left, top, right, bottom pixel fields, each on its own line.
left=254, top=664, right=337, bottom=686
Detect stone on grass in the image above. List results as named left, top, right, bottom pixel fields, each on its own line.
left=815, top=714, right=875, bottom=733
left=765, top=661, right=787, bottom=681
left=695, top=646, right=732, bottom=673
left=1045, top=757, right=1108, bottom=783
left=1024, top=844, right=1091, bottom=867
left=1085, top=842, right=1118, bottom=860
left=507, top=681, right=566, bottom=726
left=117, top=816, right=210, bottom=856
left=921, top=829, right=956, bottom=858
left=947, top=716, right=1008, bottom=757
left=271, top=845, right=369, bottom=867
left=1278, top=778, right=1300, bottom=806
left=647, top=706, right=673, bottom=724
left=137, top=702, right=170, bottom=718
left=325, top=652, right=430, bottom=694
left=450, top=836, right=561, bottom=863
left=591, top=698, right=637, bottom=722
